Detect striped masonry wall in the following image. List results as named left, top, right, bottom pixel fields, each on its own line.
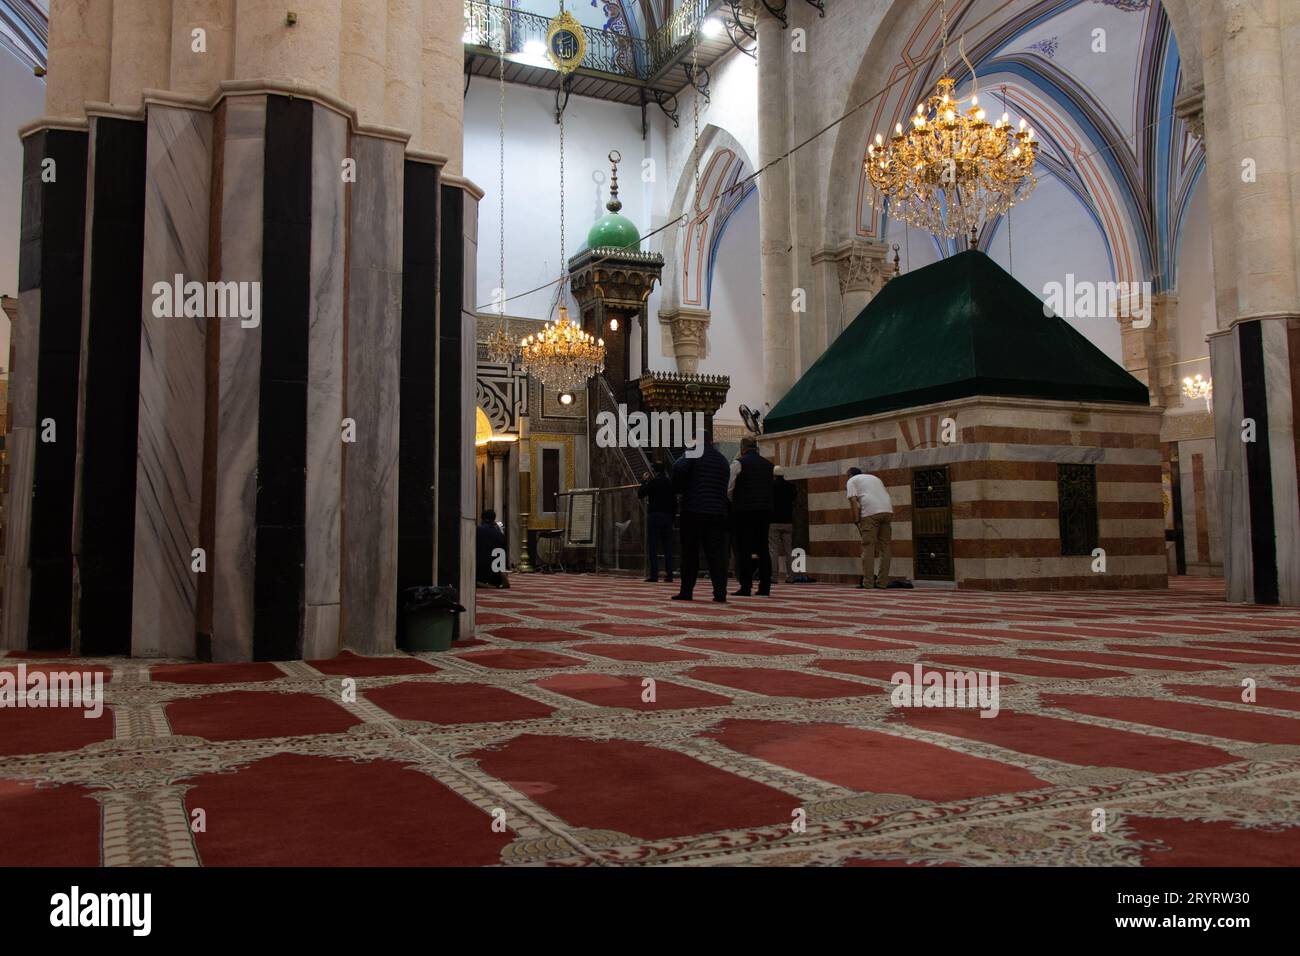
left=761, top=396, right=1167, bottom=590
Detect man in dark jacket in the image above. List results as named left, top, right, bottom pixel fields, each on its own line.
left=768, top=466, right=798, bottom=583
left=638, top=460, right=676, bottom=582
left=727, top=436, right=775, bottom=596
left=671, top=442, right=730, bottom=602
left=475, top=510, right=509, bottom=589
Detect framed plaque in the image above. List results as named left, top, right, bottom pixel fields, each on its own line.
left=564, top=489, right=598, bottom=547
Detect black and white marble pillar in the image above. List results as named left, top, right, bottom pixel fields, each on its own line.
left=132, top=104, right=212, bottom=659
left=342, top=132, right=404, bottom=655
left=1210, top=318, right=1300, bottom=605
left=3, top=128, right=88, bottom=652
left=8, top=94, right=478, bottom=659
left=74, top=113, right=147, bottom=656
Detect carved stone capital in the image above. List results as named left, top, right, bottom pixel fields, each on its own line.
left=812, top=239, right=892, bottom=297
left=658, top=306, right=711, bottom=374
left=1174, top=84, right=1204, bottom=140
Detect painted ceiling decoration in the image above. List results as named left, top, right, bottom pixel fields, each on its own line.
left=859, top=0, right=1204, bottom=293
left=0, top=0, right=46, bottom=72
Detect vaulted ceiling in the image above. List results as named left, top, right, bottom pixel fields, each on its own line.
left=0, top=0, right=46, bottom=72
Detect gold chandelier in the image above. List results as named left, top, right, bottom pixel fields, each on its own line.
left=1182, top=373, right=1212, bottom=409
left=519, top=306, right=604, bottom=393
left=865, top=4, right=1037, bottom=241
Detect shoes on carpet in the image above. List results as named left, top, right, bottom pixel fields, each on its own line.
left=644, top=576, right=659, bottom=582
left=756, top=589, right=771, bottom=597
left=855, top=579, right=867, bottom=589
left=671, top=593, right=692, bottom=601
left=665, top=576, right=674, bottom=583
left=712, top=595, right=727, bottom=603
left=731, top=589, right=751, bottom=597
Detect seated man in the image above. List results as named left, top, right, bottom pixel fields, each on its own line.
left=475, top=509, right=510, bottom=589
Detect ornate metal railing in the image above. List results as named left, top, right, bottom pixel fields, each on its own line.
left=645, top=0, right=711, bottom=76
left=464, top=0, right=716, bottom=82
left=464, top=1, right=649, bottom=79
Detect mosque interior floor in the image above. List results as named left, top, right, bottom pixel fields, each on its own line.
left=4, top=575, right=1300, bottom=866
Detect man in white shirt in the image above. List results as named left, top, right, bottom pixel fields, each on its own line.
left=846, top=467, right=893, bottom=589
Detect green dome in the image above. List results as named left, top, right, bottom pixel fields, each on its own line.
left=586, top=212, right=641, bottom=252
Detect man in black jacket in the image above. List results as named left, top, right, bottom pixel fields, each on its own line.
left=728, top=436, right=775, bottom=596
left=475, top=510, right=509, bottom=589
left=638, top=460, right=676, bottom=582
left=671, top=442, right=730, bottom=602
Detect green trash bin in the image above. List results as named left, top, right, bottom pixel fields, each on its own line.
left=399, top=586, right=466, bottom=652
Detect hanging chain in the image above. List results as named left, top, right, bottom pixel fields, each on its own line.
left=940, top=0, right=949, bottom=76
left=497, top=8, right=506, bottom=322
left=691, top=22, right=701, bottom=203
left=558, top=95, right=566, bottom=312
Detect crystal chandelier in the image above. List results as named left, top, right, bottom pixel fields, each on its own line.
left=519, top=306, right=604, bottom=393
left=864, top=2, right=1037, bottom=241
left=1182, top=373, right=1212, bottom=410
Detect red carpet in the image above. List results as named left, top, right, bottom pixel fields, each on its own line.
left=166, top=690, right=362, bottom=742
left=186, top=753, right=514, bottom=866
left=5, top=575, right=1300, bottom=865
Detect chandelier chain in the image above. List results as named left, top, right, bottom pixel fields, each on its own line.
left=692, top=23, right=701, bottom=202
left=485, top=6, right=518, bottom=365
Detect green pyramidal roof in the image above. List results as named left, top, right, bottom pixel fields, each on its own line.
left=765, top=250, right=1150, bottom=433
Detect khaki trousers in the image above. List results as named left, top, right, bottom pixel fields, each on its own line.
left=858, top=513, right=892, bottom=585
left=768, top=522, right=793, bottom=580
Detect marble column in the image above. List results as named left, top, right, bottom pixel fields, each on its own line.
left=131, top=105, right=212, bottom=659
left=73, top=114, right=147, bottom=656
left=208, top=95, right=265, bottom=662
left=755, top=7, right=793, bottom=409
left=1202, top=0, right=1300, bottom=604
left=3, top=129, right=88, bottom=651
left=303, top=105, right=349, bottom=660
left=342, top=133, right=404, bottom=654
left=488, top=442, right=509, bottom=518
left=460, top=189, right=480, bottom=635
